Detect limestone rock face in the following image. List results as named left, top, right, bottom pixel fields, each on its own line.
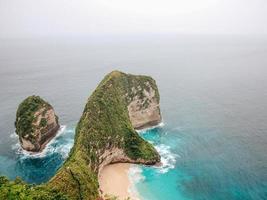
left=127, top=79, right=161, bottom=129
left=15, top=96, right=60, bottom=152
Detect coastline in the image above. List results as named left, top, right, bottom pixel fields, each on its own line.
left=98, top=122, right=164, bottom=200
left=99, top=163, right=139, bottom=200
left=16, top=125, right=67, bottom=158
left=38, top=123, right=61, bottom=152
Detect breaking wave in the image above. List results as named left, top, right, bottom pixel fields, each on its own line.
left=136, top=121, right=165, bottom=134
left=11, top=125, right=74, bottom=159
left=128, top=165, right=144, bottom=200
left=154, top=144, right=178, bottom=173
left=7, top=125, right=75, bottom=183
left=136, top=121, right=177, bottom=174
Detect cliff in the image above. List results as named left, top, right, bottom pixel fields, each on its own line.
left=15, top=95, right=60, bottom=152
left=126, top=74, right=161, bottom=129
left=1, top=71, right=162, bottom=200
left=47, top=71, right=161, bottom=199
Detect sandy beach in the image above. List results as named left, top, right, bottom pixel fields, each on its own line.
left=99, top=163, right=138, bottom=200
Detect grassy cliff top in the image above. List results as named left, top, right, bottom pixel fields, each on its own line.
left=104, top=70, right=160, bottom=103
left=15, top=95, right=53, bottom=138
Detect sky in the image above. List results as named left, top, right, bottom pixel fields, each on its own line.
left=0, top=0, right=267, bottom=38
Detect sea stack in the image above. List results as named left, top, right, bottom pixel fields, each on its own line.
left=15, top=95, right=60, bottom=152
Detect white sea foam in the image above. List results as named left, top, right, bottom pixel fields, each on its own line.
left=127, top=144, right=177, bottom=200
left=154, top=144, right=178, bottom=173
left=12, top=125, right=74, bottom=159
left=128, top=165, right=144, bottom=200
left=129, top=165, right=145, bottom=183
left=136, top=121, right=165, bottom=134
left=10, top=131, right=18, bottom=139
left=136, top=121, right=177, bottom=174
left=54, top=138, right=74, bottom=159
left=11, top=142, right=20, bottom=151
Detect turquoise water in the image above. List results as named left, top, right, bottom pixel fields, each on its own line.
left=0, top=36, right=266, bottom=199
left=134, top=122, right=267, bottom=200
left=0, top=126, right=75, bottom=184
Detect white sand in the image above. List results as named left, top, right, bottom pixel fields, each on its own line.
left=99, top=163, right=138, bottom=200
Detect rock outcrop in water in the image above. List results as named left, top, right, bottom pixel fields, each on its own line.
left=15, top=96, right=60, bottom=152
left=48, top=71, right=161, bottom=199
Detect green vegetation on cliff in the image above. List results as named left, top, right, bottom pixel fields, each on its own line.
left=15, top=95, right=52, bottom=139
left=0, top=176, right=67, bottom=200
left=48, top=71, right=160, bottom=199
left=15, top=95, right=60, bottom=152
left=3, top=71, right=160, bottom=200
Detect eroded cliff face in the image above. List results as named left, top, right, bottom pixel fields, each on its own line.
left=48, top=71, right=161, bottom=200
left=127, top=81, right=161, bottom=129
left=15, top=96, right=60, bottom=152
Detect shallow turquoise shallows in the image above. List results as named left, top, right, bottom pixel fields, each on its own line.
left=0, top=35, right=266, bottom=200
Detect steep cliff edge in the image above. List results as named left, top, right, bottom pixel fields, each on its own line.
left=15, top=96, right=60, bottom=152
left=126, top=74, right=161, bottom=129
left=48, top=71, right=162, bottom=199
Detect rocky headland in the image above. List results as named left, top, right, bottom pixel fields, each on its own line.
left=0, top=71, right=162, bottom=200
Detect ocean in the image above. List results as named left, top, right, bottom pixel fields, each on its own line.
left=0, top=35, right=266, bottom=200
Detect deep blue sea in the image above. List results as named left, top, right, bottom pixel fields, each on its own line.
left=0, top=35, right=266, bottom=200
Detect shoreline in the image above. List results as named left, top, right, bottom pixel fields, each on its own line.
left=17, top=125, right=66, bottom=158
left=98, top=123, right=164, bottom=200
left=99, top=163, right=139, bottom=200
left=38, top=124, right=61, bottom=152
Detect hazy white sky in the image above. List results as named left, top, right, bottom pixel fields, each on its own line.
left=0, top=0, right=267, bottom=38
